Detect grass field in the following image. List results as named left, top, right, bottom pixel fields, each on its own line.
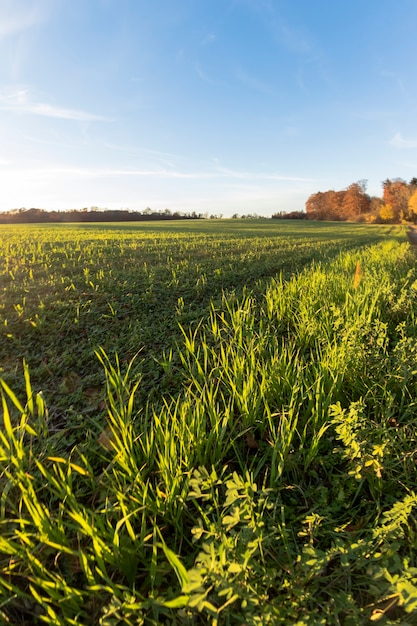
left=1, top=220, right=417, bottom=624
left=0, top=220, right=403, bottom=416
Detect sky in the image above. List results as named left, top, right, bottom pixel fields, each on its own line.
left=1, top=0, right=417, bottom=217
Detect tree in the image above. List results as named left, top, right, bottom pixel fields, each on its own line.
left=305, top=186, right=371, bottom=221
left=379, top=204, right=395, bottom=223
left=341, top=181, right=370, bottom=219
left=382, top=178, right=411, bottom=221
left=305, top=191, right=326, bottom=217
left=408, top=189, right=417, bottom=219
left=306, top=177, right=415, bottom=224
left=305, top=190, right=345, bottom=220
left=326, top=190, right=346, bottom=219
left=370, top=196, right=384, bottom=214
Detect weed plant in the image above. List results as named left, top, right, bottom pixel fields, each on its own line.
left=1, top=223, right=417, bottom=623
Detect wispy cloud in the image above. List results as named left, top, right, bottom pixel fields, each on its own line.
left=232, top=0, right=315, bottom=56
left=3, top=162, right=313, bottom=184
left=0, top=0, right=47, bottom=41
left=201, top=32, right=216, bottom=46
left=194, top=62, right=220, bottom=85
left=351, top=109, right=396, bottom=121
left=0, top=88, right=111, bottom=122
left=213, top=165, right=313, bottom=182
left=235, top=67, right=273, bottom=95
left=99, top=142, right=179, bottom=166
left=390, top=132, right=417, bottom=149
left=380, top=71, right=407, bottom=97
left=282, top=126, right=300, bottom=137
left=100, top=168, right=211, bottom=179
left=3, top=165, right=212, bottom=181
left=275, top=17, right=314, bottom=56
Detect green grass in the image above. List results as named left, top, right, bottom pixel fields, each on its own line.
left=1, top=220, right=417, bottom=624
left=0, top=220, right=403, bottom=416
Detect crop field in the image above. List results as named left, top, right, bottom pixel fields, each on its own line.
left=1, top=220, right=417, bottom=624
left=0, top=220, right=403, bottom=415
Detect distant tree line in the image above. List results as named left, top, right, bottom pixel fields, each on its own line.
left=0, top=207, right=205, bottom=224
left=272, top=210, right=308, bottom=220
left=272, top=177, right=417, bottom=223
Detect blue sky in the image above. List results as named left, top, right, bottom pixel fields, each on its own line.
left=1, top=0, right=417, bottom=216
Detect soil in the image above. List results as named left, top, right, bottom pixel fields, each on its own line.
left=407, top=227, right=417, bottom=245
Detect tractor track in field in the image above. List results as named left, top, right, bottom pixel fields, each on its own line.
left=407, top=226, right=417, bottom=245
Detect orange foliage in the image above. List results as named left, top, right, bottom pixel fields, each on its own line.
left=305, top=180, right=370, bottom=221
left=382, top=179, right=411, bottom=221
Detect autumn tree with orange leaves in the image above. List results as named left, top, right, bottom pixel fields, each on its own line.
left=382, top=178, right=411, bottom=221
left=305, top=180, right=370, bottom=221
left=342, top=181, right=371, bottom=218
left=408, top=188, right=417, bottom=218
left=305, top=178, right=417, bottom=223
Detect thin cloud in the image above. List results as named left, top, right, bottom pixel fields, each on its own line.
left=194, top=62, right=220, bottom=85
left=6, top=163, right=314, bottom=184
left=351, top=109, right=396, bottom=121
left=235, top=67, right=273, bottom=95
left=214, top=166, right=313, bottom=182
left=0, top=0, right=47, bottom=41
left=100, top=142, right=179, bottom=166
left=275, top=16, right=314, bottom=56
left=104, top=168, right=212, bottom=179
left=282, top=126, right=300, bottom=137
left=0, top=88, right=111, bottom=122
left=6, top=166, right=213, bottom=180
left=380, top=71, right=407, bottom=96
left=232, top=0, right=315, bottom=56
left=201, top=32, right=216, bottom=46
left=390, top=132, right=417, bottom=149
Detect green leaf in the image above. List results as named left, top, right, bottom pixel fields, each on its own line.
left=0, top=379, right=25, bottom=414
left=159, top=543, right=189, bottom=588
left=161, top=595, right=189, bottom=609
left=398, top=580, right=417, bottom=613
left=228, top=562, right=242, bottom=574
